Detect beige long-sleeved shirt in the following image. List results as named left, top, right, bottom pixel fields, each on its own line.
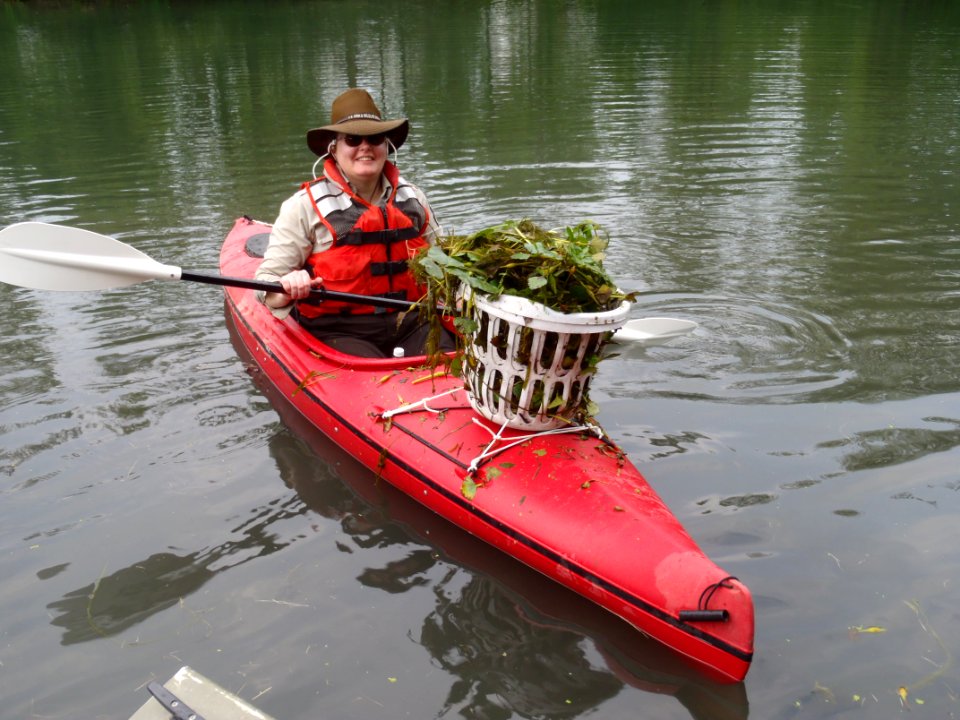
left=255, top=173, right=441, bottom=318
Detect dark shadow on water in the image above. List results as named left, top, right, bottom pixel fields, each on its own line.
left=45, top=493, right=307, bottom=645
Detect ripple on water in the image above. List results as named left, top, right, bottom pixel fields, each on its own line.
left=609, top=292, right=856, bottom=404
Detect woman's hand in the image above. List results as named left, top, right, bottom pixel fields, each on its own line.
left=265, top=269, right=323, bottom=308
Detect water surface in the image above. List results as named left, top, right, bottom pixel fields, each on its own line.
left=1, top=1, right=958, bottom=718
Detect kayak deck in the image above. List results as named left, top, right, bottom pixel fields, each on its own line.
left=220, top=216, right=754, bottom=682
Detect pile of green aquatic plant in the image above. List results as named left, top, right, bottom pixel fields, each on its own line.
left=411, top=219, right=634, bottom=385
left=414, top=219, right=632, bottom=324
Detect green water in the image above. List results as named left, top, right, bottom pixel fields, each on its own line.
left=1, top=2, right=959, bottom=718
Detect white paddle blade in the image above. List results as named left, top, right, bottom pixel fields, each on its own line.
left=0, top=222, right=182, bottom=291
left=614, top=317, right=698, bottom=346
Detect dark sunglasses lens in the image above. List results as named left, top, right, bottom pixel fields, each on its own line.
left=343, top=133, right=387, bottom=147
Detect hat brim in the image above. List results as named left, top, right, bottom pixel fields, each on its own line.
left=307, top=117, right=409, bottom=156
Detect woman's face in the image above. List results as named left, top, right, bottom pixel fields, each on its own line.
left=332, top=133, right=388, bottom=187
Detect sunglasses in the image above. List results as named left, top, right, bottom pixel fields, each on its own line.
left=341, top=133, right=388, bottom=147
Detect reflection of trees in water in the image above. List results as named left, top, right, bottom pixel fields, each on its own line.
left=46, top=492, right=306, bottom=645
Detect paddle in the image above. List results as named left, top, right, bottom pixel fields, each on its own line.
left=614, top=317, right=698, bottom=346
left=0, top=221, right=414, bottom=311
left=0, top=221, right=698, bottom=346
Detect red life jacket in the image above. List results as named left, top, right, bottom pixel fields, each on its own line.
left=296, top=158, right=430, bottom=317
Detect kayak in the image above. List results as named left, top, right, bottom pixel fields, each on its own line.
left=220, top=216, right=754, bottom=683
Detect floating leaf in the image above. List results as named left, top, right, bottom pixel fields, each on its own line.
left=813, top=682, right=835, bottom=703
left=849, top=625, right=887, bottom=635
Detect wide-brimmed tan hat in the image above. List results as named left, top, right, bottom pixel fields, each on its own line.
left=306, top=88, right=409, bottom=156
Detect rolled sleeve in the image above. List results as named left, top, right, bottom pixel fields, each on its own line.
left=255, top=192, right=327, bottom=318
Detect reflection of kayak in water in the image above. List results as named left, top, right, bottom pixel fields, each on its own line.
left=221, top=216, right=754, bottom=683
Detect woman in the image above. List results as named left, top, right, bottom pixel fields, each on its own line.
left=256, top=88, right=448, bottom=358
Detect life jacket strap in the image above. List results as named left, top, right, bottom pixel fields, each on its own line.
left=369, top=260, right=409, bottom=277
left=337, top=227, right=421, bottom=246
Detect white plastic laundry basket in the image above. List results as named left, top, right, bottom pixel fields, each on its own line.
left=461, top=292, right=630, bottom=430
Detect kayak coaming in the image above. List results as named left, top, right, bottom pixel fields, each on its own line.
left=220, top=216, right=754, bottom=682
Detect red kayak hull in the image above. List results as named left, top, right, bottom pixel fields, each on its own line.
left=220, top=216, right=754, bottom=682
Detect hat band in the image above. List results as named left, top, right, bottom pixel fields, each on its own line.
left=336, top=113, right=381, bottom=124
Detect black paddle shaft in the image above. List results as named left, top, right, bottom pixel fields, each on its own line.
left=180, top=270, right=416, bottom=311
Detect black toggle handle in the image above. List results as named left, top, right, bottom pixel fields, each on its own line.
left=679, top=609, right=730, bottom=623
left=146, top=681, right=207, bottom=720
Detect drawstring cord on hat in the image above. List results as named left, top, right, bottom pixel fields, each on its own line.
left=388, top=137, right=401, bottom=171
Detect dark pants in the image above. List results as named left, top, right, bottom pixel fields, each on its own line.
left=292, top=309, right=456, bottom=358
